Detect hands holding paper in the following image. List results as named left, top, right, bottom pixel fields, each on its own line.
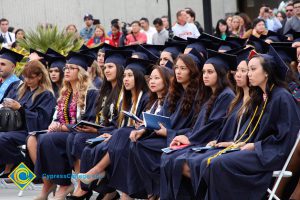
left=154, top=123, right=167, bottom=137
left=170, top=135, right=191, bottom=148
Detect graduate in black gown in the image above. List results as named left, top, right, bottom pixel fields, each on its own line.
left=0, top=60, right=56, bottom=177
left=128, top=54, right=202, bottom=199
left=44, top=48, right=65, bottom=99
left=66, top=50, right=131, bottom=199
left=199, top=47, right=300, bottom=200
left=0, top=48, right=24, bottom=102
left=77, top=57, right=151, bottom=199
left=32, top=52, right=97, bottom=200
left=160, top=50, right=236, bottom=200
left=170, top=47, right=254, bottom=200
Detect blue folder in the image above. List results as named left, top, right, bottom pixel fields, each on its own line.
left=143, top=112, right=171, bottom=130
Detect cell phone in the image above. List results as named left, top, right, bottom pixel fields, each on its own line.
left=192, top=146, right=213, bottom=153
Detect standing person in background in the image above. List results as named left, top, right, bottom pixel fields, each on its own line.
left=80, top=14, right=95, bottom=43
left=110, top=23, right=122, bottom=47
left=11, top=29, right=25, bottom=50
left=261, top=7, right=282, bottom=32
left=284, top=1, right=300, bottom=33
left=285, top=3, right=295, bottom=20
left=125, top=21, right=147, bottom=46
left=161, top=15, right=170, bottom=32
left=276, top=11, right=287, bottom=34
left=107, top=19, right=120, bottom=37
left=214, top=19, right=231, bottom=40
left=185, top=7, right=204, bottom=34
left=140, top=17, right=157, bottom=44
left=87, top=25, right=112, bottom=47
left=239, top=13, right=252, bottom=37
left=0, top=18, right=15, bottom=49
left=172, top=10, right=200, bottom=40
left=152, top=18, right=169, bottom=45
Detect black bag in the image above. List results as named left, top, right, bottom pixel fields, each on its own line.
left=0, top=107, right=23, bottom=131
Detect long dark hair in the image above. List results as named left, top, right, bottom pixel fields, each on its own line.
left=168, top=54, right=200, bottom=116
left=200, top=63, right=232, bottom=123
left=249, top=55, right=287, bottom=112
left=146, top=65, right=173, bottom=110
left=95, top=63, right=124, bottom=123
left=118, top=67, right=148, bottom=125
left=215, top=19, right=230, bottom=38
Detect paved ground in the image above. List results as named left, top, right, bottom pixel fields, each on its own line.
left=0, top=180, right=100, bottom=200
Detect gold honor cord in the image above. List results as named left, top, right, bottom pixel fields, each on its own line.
left=207, top=85, right=274, bottom=166
left=64, top=90, right=72, bottom=124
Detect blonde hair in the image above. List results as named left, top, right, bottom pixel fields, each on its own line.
left=58, top=65, right=91, bottom=110
left=89, top=61, right=101, bottom=80
left=231, top=15, right=242, bottom=33
left=93, top=24, right=108, bottom=38
left=19, top=60, right=54, bottom=102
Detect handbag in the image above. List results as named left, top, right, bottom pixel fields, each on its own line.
left=0, top=107, right=23, bottom=131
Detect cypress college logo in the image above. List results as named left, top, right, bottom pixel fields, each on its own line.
left=9, top=162, right=36, bottom=190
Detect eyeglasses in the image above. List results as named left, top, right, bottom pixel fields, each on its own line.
left=286, top=9, right=293, bottom=12
left=63, top=66, right=79, bottom=71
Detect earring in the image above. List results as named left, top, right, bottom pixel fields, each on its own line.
left=265, top=74, right=268, bottom=78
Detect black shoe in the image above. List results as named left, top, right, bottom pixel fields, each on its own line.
left=66, top=191, right=93, bottom=200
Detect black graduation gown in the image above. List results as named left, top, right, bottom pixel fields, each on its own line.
left=128, top=91, right=200, bottom=197
left=34, top=89, right=98, bottom=186
left=93, top=76, right=103, bottom=89
left=160, top=87, right=235, bottom=200
left=79, top=92, right=148, bottom=194
left=200, top=87, right=300, bottom=200
left=0, top=89, right=56, bottom=165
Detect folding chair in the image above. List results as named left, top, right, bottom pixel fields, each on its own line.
left=267, top=130, right=300, bottom=200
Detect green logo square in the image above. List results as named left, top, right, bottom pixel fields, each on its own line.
left=9, top=162, right=36, bottom=190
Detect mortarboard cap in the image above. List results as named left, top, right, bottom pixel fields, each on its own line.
left=229, top=46, right=254, bottom=64
left=163, top=42, right=186, bottom=59
left=266, top=30, right=288, bottom=42
left=29, top=48, right=47, bottom=66
left=135, top=45, right=159, bottom=62
left=266, top=46, right=289, bottom=80
left=247, top=35, right=270, bottom=53
left=187, top=48, right=206, bottom=70
left=104, top=50, right=132, bottom=66
left=0, top=48, right=24, bottom=65
left=272, top=46, right=297, bottom=63
left=125, top=57, right=154, bottom=76
left=205, top=49, right=237, bottom=71
left=186, top=37, right=207, bottom=58
left=66, top=52, right=95, bottom=71
left=45, top=48, right=66, bottom=70
left=141, top=44, right=164, bottom=57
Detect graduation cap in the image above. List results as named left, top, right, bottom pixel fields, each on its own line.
left=172, top=36, right=188, bottom=42
left=205, top=49, right=238, bottom=71
left=197, top=32, right=222, bottom=51
left=79, top=44, right=89, bottom=52
left=135, top=45, right=159, bottom=62
left=266, top=46, right=289, bottom=80
left=80, top=45, right=102, bottom=60
left=141, top=44, right=164, bottom=57
left=272, top=46, right=297, bottom=63
left=66, top=52, right=95, bottom=70
left=187, top=48, right=206, bottom=70
left=104, top=50, right=132, bottom=66
left=163, top=42, right=186, bottom=59
left=0, top=48, right=24, bottom=65
left=270, top=42, right=293, bottom=47
left=218, top=40, right=241, bottom=52
left=125, top=57, right=154, bottom=75
left=98, top=43, right=116, bottom=53
left=45, top=48, right=66, bottom=70
left=164, top=60, right=173, bottom=70
left=186, top=37, right=207, bottom=58
left=226, top=37, right=247, bottom=48
left=247, top=35, right=270, bottom=54
left=265, top=30, right=288, bottom=42
left=230, top=46, right=254, bottom=64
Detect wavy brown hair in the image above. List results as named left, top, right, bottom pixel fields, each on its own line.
left=19, top=60, right=53, bottom=101
left=58, top=64, right=91, bottom=110
left=146, top=65, right=173, bottom=110
left=168, top=54, right=200, bottom=116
